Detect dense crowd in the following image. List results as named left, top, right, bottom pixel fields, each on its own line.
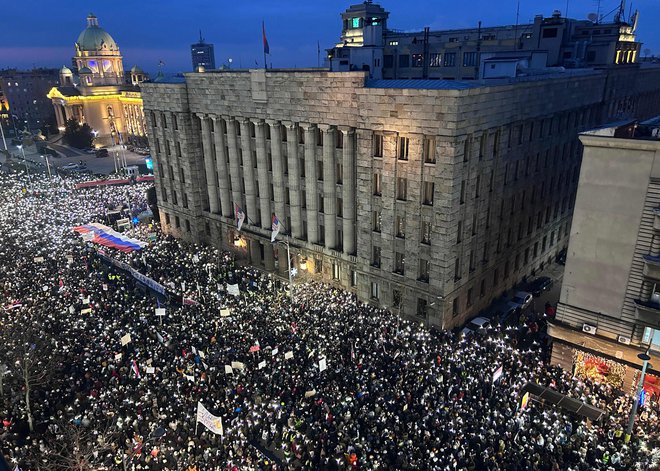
left=0, top=170, right=658, bottom=470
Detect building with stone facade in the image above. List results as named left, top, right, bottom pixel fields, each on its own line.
left=328, top=2, right=642, bottom=80
left=0, top=68, right=59, bottom=136
left=47, top=14, right=148, bottom=147
left=550, top=119, right=660, bottom=391
left=140, top=61, right=660, bottom=329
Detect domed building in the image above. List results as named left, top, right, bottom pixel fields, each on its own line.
left=47, top=14, right=148, bottom=146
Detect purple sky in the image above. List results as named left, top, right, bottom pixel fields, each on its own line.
left=1, top=0, right=658, bottom=73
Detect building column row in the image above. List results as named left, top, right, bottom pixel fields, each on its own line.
left=254, top=120, right=272, bottom=230
left=211, top=116, right=232, bottom=217
left=342, top=127, right=356, bottom=255
left=198, top=114, right=219, bottom=214
left=321, top=125, right=337, bottom=249
left=303, top=123, right=319, bottom=244
left=285, top=123, right=303, bottom=239
left=224, top=117, right=244, bottom=220
left=268, top=120, right=287, bottom=234
left=240, top=119, right=259, bottom=226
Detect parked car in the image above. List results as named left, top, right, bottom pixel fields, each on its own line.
left=484, top=300, right=521, bottom=327
left=525, top=276, right=553, bottom=297
left=461, top=316, right=492, bottom=336
left=509, top=291, right=533, bottom=310
left=84, top=148, right=96, bottom=154
left=556, top=249, right=567, bottom=265
left=62, top=163, right=80, bottom=171
left=95, top=148, right=109, bottom=158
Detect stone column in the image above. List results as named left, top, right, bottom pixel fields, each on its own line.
left=268, top=120, right=287, bottom=233
left=320, top=125, right=337, bottom=249
left=240, top=119, right=259, bottom=226
left=54, top=105, right=65, bottom=128
left=284, top=122, right=303, bottom=239
left=254, top=120, right=271, bottom=229
left=212, top=116, right=232, bottom=217
left=264, top=244, right=275, bottom=271
left=342, top=127, right=356, bottom=255
left=198, top=114, right=219, bottom=214
left=224, top=117, right=244, bottom=214
left=303, top=123, right=319, bottom=244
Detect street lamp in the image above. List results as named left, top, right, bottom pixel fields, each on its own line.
left=41, top=154, right=51, bottom=179
left=625, top=349, right=652, bottom=443
left=275, top=239, right=294, bottom=304
left=16, top=145, right=31, bottom=185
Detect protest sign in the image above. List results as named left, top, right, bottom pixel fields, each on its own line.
left=121, top=334, right=131, bottom=346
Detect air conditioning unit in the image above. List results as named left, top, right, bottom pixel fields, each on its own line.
left=617, top=335, right=631, bottom=345
left=582, top=323, right=597, bottom=335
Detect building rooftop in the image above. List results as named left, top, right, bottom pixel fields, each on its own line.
left=582, top=117, right=660, bottom=140
left=365, top=78, right=482, bottom=90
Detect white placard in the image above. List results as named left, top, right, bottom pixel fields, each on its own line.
left=258, top=360, right=266, bottom=370
left=115, top=353, right=122, bottom=361
left=146, top=366, right=155, bottom=374
left=80, top=308, right=92, bottom=314
left=231, top=361, right=245, bottom=370
left=185, top=374, right=195, bottom=382
left=220, top=308, right=231, bottom=317
left=69, top=305, right=75, bottom=314
left=34, top=256, right=44, bottom=263
left=227, top=284, right=240, bottom=296
left=82, top=297, right=90, bottom=305
left=224, top=365, right=233, bottom=374
left=192, top=346, right=198, bottom=355
left=284, top=351, right=294, bottom=360
left=304, top=389, right=316, bottom=398
left=271, top=348, right=279, bottom=356
left=155, top=308, right=166, bottom=317
left=120, top=334, right=132, bottom=346
left=319, top=358, right=327, bottom=372
left=199, top=350, right=206, bottom=359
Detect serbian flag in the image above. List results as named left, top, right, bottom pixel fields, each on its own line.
left=131, top=359, right=140, bottom=379
left=262, top=21, right=270, bottom=55
left=235, top=203, right=245, bottom=231
left=271, top=213, right=280, bottom=242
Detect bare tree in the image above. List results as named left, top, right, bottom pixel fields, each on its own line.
left=46, top=421, right=118, bottom=471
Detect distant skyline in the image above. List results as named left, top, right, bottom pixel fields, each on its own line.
left=1, top=0, right=659, bottom=73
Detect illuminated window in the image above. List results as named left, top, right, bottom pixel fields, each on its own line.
left=443, top=53, right=456, bottom=67
left=412, top=54, right=424, bottom=67
left=102, top=60, right=112, bottom=73
left=389, top=41, right=399, bottom=46
left=351, top=17, right=360, bottom=28
left=399, top=55, right=410, bottom=68
left=463, top=52, right=478, bottom=67
left=429, top=53, right=442, bottom=67
left=87, top=60, right=99, bottom=73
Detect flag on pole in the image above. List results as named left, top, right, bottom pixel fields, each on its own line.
left=271, top=213, right=280, bottom=242
left=235, top=203, right=245, bottom=231
left=196, top=402, right=224, bottom=435
left=131, top=359, right=140, bottom=378
left=262, top=21, right=270, bottom=55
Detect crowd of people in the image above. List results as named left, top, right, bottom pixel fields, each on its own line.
left=0, top=170, right=658, bottom=470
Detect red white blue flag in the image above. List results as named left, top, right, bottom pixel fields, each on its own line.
left=131, top=359, right=140, bottom=378
left=271, top=213, right=280, bottom=242
left=262, top=21, right=270, bottom=55
left=235, top=203, right=245, bottom=231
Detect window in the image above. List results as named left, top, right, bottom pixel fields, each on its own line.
left=460, top=180, right=466, bottom=204
left=443, top=52, right=456, bottom=67
left=351, top=17, right=360, bottom=28
left=373, top=210, right=382, bottom=232
left=418, top=259, right=430, bottom=283
left=399, top=54, right=410, bottom=68
left=350, top=270, right=357, bottom=287
left=398, top=137, right=409, bottom=160
left=463, top=52, right=478, bottom=67
left=175, top=215, right=181, bottom=228
left=452, top=298, right=460, bottom=317
left=397, top=177, right=407, bottom=200
left=469, top=250, right=475, bottom=272
left=396, top=215, right=406, bottom=238
left=467, top=288, right=474, bottom=307
left=316, top=128, right=323, bottom=146
left=454, top=257, right=461, bottom=281
left=463, top=137, right=471, bottom=162
left=371, top=281, right=380, bottom=300
left=337, top=198, right=343, bottom=217
left=542, top=28, right=558, bottom=38
left=373, top=134, right=383, bottom=157
left=394, top=252, right=405, bottom=275
left=318, top=194, right=324, bottom=213
left=417, top=298, right=428, bottom=318
left=164, top=213, right=170, bottom=225
left=475, top=175, right=481, bottom=198
left=185, top=219, right=191, bottom=232
left=176, top=142, right=182, bottom=157
left=457, top=220, right=463, bottom=243
left=384, top=55, right=394, bottom=68
left=332, top=263, right=340, bottom=280
left=182, top=193, right=188, bottom=208
left=173, top=114, right=178, bottom=130
left=423, top=138, right=436, bottom=163
left=373, top=173, right=382, bottom=196
left=421, top=221, right=431, bottom=245
left=372, top=246, right=381, bottom=267
left=430, top=53, right=442, bottom=67
left=336, top=162, right=343, bottom=184
left=393, top=289, right=402, bottom=308
left=388, top=41, right=399, bottom=46
left=422, top=182, right=434, bottom=205
left=336, top=131, right=343, bottom=149
left=412, top=54, right=424, bottom=67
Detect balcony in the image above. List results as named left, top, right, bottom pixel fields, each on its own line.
left=633, top=298, right=660, bottom=325
left=642, top=254, right=660, bottom=281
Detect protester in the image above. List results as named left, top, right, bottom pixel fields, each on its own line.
left=0, top=170, right=658, bottom=470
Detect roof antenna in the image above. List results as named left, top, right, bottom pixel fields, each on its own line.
left=199, top=30, right=204, bottom=43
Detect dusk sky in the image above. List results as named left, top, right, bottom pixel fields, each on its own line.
left=1, top=0, right=658, bottom=73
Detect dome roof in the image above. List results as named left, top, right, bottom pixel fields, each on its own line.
left=79, top=66, right=93, bottom=74
left=76, top=14, right=119, bottom=53
left=130, top=65, right=144, bottom=74
left=60, top=65, right=73, bottom=75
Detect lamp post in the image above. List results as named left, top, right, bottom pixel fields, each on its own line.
left=16, top=144, right=31, bottom=185
left=625, top=349, right=652, bottom=443
left=0, top=118, right=7, bottom=152
left=41, top=154, right=51, bottom=179
left=276, top=240, right=294, bottom=304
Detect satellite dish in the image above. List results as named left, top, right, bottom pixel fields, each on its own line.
left=587, top=13, right=598, bottom=23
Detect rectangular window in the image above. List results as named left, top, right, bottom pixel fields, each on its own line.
left=460, top=180, right=466, bottom=204
left=337, top=198, right=343, bottom=217
left=452, top=298, right=460, bottom=317
left=399, top=54, right=410, bottom=68
left=317, top=160, right=323, bottom=181
left=469, top=250, right=475, bottom=272
left=475, top=175, right=481, bottom=198
left=164, top=212, right=170, bottom=225
left=429, top=53, right=442, bottom=67
left=419, top=258, right=431, bottom=283
left=336, top=131, right=343, bottom=149
left=373, top=134, right=383, bottom=157
left=372, top=246, right=381, bottom=267
left=417, top=298, right=428, bottom=318
left=371, top=281, right=380, bottom=300
left=411, top=54, right=424, bottom=67
left=480, top=279, right=486, bottom=297
left=394, top=252, right=405, bottom=275
left=457, top=220, right=463, bottom=243
left=423, top=138, right=436, bottom=163
left=397, top=177, right=407, bottom=200
left=464, top=137, right=471, bottom=162
left=398, top=137, right=409, bottom=160
left=185, top=219, right=191, bottom=232
left=383, top=55, right=394, bottom=68
left=422, top=181, right=434, bottom=205
left=332, top=263, right=340, bottom=280
left=472, top=213, right=477, bottom=236
left=443, top=52, right=456, bottom=67
left=462, top=51, right=478, bottom=67
left=182, top=193, right=188, bottom=208
left=373, top=173, right=382, bottom=196
left=350, top=270, right=357, bottom=287
left=454, top=257, right=461, bottom=281
left=421, top=221, right=431, bottom=245
left=175, top=215, right=180, bottom=228
left=396, top=215, right=406, bottom=238
left=467, top=287, right=474, bottom=307
left=373, top=210, right=382, bottom=232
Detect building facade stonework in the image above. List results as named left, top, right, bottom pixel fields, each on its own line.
left=141, top=65, right=660, bottom=329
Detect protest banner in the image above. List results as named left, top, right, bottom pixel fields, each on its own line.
left=121, top=334, right=132, bottom=346
left=220, top=308, right=231, bottom=317
left=285, top=351, right=294, bottom=360
left=258, top=360, right=266, bottom=370
left=224, top=365, right=233, bottom=374
left=196, top=402, right=223, bottom=435
left=227, top=284, right=240, bottom=296
left=493, top=365, right=503, bottom=383
left=319, top=358, right=327, bottom=372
